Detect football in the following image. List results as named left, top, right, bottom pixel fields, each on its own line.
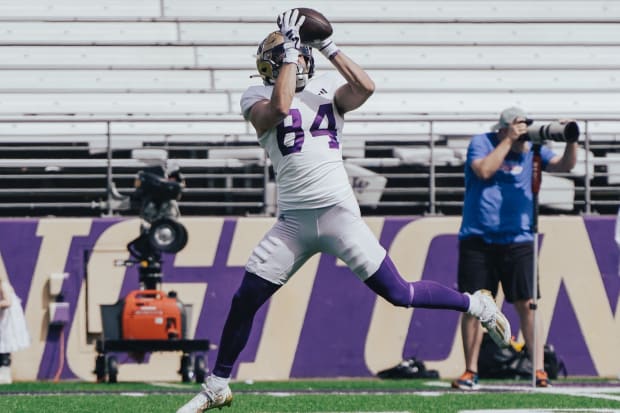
left=279, top=8, right=333, bottom=43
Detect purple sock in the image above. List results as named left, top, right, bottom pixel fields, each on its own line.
left=365, top=256, right=469, bottom=311
left=212, top=271, right=280, bottom=378
left=410, top=279, right=469, bottom=311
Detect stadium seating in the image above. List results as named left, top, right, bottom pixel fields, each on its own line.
left=0, top=0, right=617, bottom=216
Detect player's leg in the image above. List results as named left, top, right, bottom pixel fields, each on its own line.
left=212, top=272, right=281, bottom=378
left=177, top=214, right=314, bottom=412
left=319, top=198, right=510, bottom=346
left=363, top=246, right=511, bottom=349
left=176, top=271, right=277, bottom=413
left=364, top=255, right=470, bottom=310
left=364, top=254, right=510, bottom=348
left=319, top=197, right=481, bottom=308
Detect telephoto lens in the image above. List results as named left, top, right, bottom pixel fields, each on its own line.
left=526, top=121, right=580, bottom=143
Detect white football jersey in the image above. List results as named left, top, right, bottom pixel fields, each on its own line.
left=240, top=72, right=354, bottom=210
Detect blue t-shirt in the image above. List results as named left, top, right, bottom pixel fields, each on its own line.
left=458, top=132, right=556, bottom=244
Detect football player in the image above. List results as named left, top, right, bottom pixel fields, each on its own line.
left=177, top=9, right=511, bottom=412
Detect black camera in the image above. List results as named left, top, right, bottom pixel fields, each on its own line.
left=128, top=165, right=187, bottom=257
left=133, top=166, right=184, bottom=223
left=134, top=168, right=183, bottom=206
left=125, top=164, right=188, bottom=289
left=520, top=121, right=580, bottom=144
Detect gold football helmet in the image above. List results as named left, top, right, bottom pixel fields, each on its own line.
left=255, top=31, right=314, bottom=90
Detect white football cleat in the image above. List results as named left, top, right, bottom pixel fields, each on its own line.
left=176, top=377, right=232, bottom=413
left=469, top=289, right=511, bottom=348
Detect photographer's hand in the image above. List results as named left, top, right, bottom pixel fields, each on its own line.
left=471, top=117, right=528, bottom=179
left=506, top=118, right=528, bottom=142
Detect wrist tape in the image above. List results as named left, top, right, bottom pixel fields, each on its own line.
left=283, top=45, right=300, bottom=64
left=318, top=39, right=340, bottom=60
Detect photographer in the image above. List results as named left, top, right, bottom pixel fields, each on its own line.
left=452, top=107, right=578, bottom=390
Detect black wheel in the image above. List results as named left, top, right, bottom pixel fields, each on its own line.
left=148, top=218, right=188, bottom=253
left=179, top=353, right=194, bottom=383
left=194, top=354, right=207, bottom=383
left=107, top=356, right=119, bottom=384
left=94, top=354, right=107, bottom=383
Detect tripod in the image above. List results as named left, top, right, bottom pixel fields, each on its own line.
left=530, top=141, right=542, bottom=388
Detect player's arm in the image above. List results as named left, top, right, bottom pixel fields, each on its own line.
left=330, top=51, right=375, bottom=115
left=471, top=119, right=527, bottom=180
left=307, top=34, right=374, bottom=115
left=249, top=62, right=297, bottom=137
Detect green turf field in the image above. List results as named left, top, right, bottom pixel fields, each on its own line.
left=1, top=378, right=620, bottom=413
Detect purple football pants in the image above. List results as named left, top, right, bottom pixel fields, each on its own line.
left=212, top=255, right=469, bottom=378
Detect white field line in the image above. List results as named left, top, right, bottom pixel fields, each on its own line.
left=427, top=380, right=620, bottom=404
left=459, top=409, right=620, bottom=413
left=154, top=380, right=620, bottom=400
left=150, top=381, right=193, bottom=389
left=470, top=383, right=620, bottom=403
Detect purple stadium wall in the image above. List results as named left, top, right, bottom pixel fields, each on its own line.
left=2, top=215, right=619, bottom=381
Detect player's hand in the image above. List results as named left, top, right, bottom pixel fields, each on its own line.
left=306, top=37, right=340, bottom=60
left=277, top=9, right=305, bottom=50
left=506, top=118, right=528, bottom=142
left=306, top=37, right=329, bottom=50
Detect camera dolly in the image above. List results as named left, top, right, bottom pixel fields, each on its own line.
left=94, top=258, right=210, bottom=384
left=94, top=164, right=210, bottom=383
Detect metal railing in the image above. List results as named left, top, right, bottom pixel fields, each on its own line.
left=0, top=116, right=617, bottom=217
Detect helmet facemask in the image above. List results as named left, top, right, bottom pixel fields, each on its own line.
left=256, top=31, right=315, bottom=92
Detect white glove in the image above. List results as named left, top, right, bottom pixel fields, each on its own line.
left=277, top=9, right=305, bottom=52
left=308, top=37, right=340, bottom=60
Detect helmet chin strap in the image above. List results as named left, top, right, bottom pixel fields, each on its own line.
left=295, top=63, right=309, bottom=91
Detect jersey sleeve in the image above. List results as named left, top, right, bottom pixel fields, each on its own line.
left=240, top=86, right=270, bottom=120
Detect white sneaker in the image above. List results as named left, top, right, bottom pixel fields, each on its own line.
left=176, top=377, right=232, bottom=413
left=468, top=289, right=511, bottom=348
left=0, top=366, right=12, bottom=384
